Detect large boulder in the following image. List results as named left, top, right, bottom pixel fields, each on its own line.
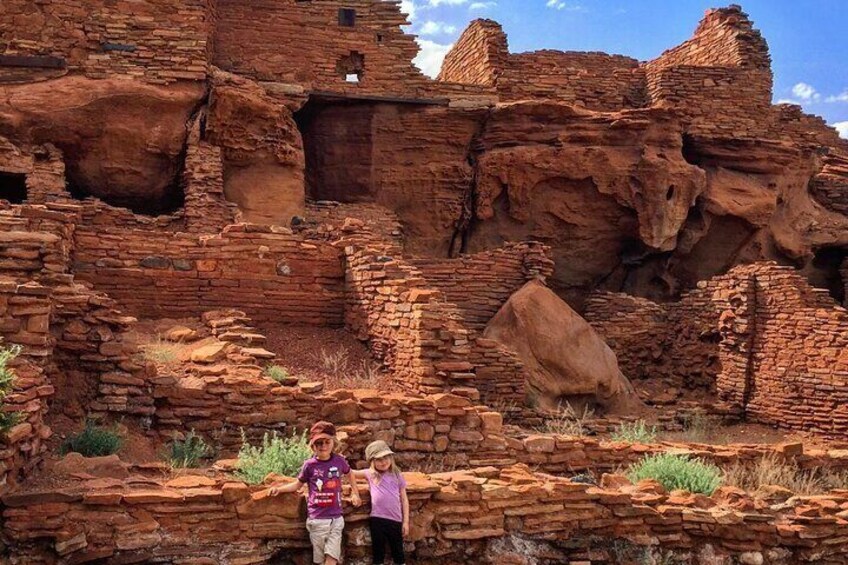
left=484, top=279, right=643, bottom=414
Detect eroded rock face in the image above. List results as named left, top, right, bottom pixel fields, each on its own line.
left=0, top=76, right=205, bottom=212
left=483, top=279, right=643, bottom=413
left=469, top=102, right=707, bottom=305
left=206, top=71, right=306, bottom=224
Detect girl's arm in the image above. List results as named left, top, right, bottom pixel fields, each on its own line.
left=269, top=479, right=303, bottom=496
left=347, top=470, right=363, bottom=506
left=352, top=469, right=371, bottom=483
left=401, top=486, right=410, bottom=537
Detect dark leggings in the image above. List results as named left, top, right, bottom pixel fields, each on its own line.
left=369, top=517, right=405, bottom=564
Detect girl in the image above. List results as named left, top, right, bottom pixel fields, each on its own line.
left=269, top=421, right=362, bottom=565
left=356, top=440, right=409, bottom=565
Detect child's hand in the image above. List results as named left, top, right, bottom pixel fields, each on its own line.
left=350, top=491, right=362, bottom=507
left=268, top=486, right=280, bottom=497
left=402, top=522, right=410, bottom=538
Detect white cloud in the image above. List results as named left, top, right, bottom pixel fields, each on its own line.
left=792, top=82, right=821, bottom=102
left=776, top=99, right=799, bottom=105
left=826, top=91, right=848, bottom=103
left=835, top=121, right=848, bottom=139
left=469, top=1, right=495, bottom=9
left=427, top=0, right=467, bottom=5
left=414, top=39, right=454, bottom=77
left=399, top=0, right=416, bottom=21
left=420, top=20, right=458, bottom=35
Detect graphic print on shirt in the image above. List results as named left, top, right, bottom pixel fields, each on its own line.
left=312, top=466, right=342, bottom=508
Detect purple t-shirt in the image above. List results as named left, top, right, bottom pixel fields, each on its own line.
left=297, top=454, right=351, bottom=519
left=366, top=471, right=407, bottom=523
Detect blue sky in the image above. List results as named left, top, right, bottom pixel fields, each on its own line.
left=401, top=0, right=848, bottom=137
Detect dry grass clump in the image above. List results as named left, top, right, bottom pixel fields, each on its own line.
left=611, top=420, right=658, bottom=443
left=139, top=335, right=182, bottom=366
left=723, top=454, right=848, bottom=496
left=661, top=412, right=728, bottom=445
left=539, top=403, right=595, bottom=437
left=317, top=347, right=386, bottom=389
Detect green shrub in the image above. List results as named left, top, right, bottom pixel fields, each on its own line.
left=234, top=430, right=311, bottom=485
left=0, top=345, right=23, bottom=434
left=627, top=453, right=722, bottom=495
left=611, top=421, right=658, bottom=443
left=166, top=430, right=211, bottom=468
left=263, top=365, right=290, bottom=383
left=60, top=421, right=123, bottom=457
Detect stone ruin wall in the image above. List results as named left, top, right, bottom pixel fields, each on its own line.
left=0, top=280, right=52, bottom=494
left=0, top=0, right=212, bottom=84
left=408, top=242, right=554, bottom=330
left=0, top=139, right=67, bottom=206
left=213, top=0, right=434, bottom=98
left=343, top=243, right=535, bottom=408
left=439, top=19, right=647, bottom=111
left=6, top=463, right=848, bottom=565
left=587, top=263, right=848, bottom=437
left=72, top=220, right=347, bottom=326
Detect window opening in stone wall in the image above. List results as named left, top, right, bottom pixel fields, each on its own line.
left=0, top=172, right=27, bottom=204
left=339, top=8, right=356, bottom=27
left=376, top=33, right=384, bottom=44
left=337, top=51, right=365, bottom=83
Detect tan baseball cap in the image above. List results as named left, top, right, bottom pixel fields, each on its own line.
left=365, top=440, right=394, bottom=461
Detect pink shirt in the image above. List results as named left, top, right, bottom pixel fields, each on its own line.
left=366, top=471, right=406, bottom=523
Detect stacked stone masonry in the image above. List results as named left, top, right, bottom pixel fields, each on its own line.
left=409, top=242, right=554, bottom=330
left=0, top=0, right=213, bottom=84
left=5, top=463, right=848, bottom=564
left=587, top=263, right=848, bottom=437
left=343, top=243, right=533, bottom=407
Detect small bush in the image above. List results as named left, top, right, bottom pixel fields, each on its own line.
left=611, top=421, right=658, bottom=443
left=264, top=365, right=290, bottom=383
left=627, top=453, right=722, bottom=495
left=234, top=430, right=311, bottom=485
left=167, top=430, right=211, bottom=468
left=723, top=454, right=848, bottom=496
left=61, top=421, right=123, bottom=457
left=0, top=344, right=23, bottom=434
left=540, top=403, right=594, bottom=437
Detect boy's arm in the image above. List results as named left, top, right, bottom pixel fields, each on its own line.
left=269, top=479, right=303, bottom=496
left=401, top=487, right=410, bottom=537
left=347, top=469, right=363, bottom=506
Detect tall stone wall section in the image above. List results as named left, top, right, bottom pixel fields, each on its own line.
left=344, top=244, right=529, bottom=407
left=0, top=0, right=212, bottom=84
left=182, top=114, right=240, bottom=233
left=213, top=0, right=435, bottom=98
left=437, top=19, right=506, bottom=87
left=643, top=6, right=773, bottom=137
left=741, top=266, right=848, bottom=435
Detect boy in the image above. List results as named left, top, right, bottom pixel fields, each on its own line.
left=270, top=421, right=362, bottom=565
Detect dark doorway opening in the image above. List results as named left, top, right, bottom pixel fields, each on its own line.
left=294, top=97, right=377, bottom=203
left=65, top=166, right=185, bottom=217
left=0, top=172, right=27, bottom=204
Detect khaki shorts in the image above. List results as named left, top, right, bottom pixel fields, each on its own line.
left=306, top=517, right=344, bottom=564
